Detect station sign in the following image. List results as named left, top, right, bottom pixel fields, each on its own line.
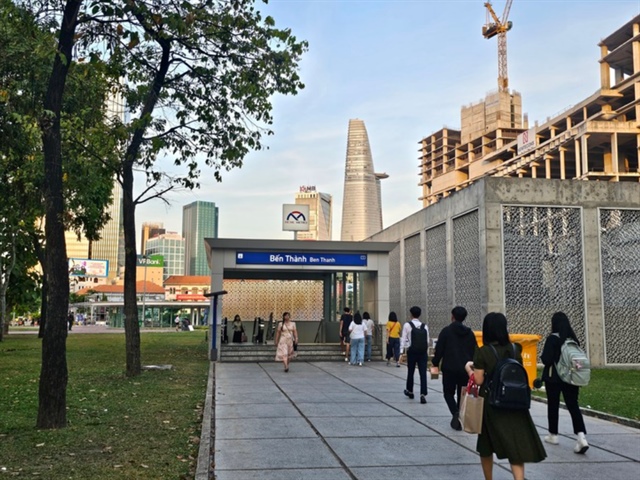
left=236, top=252, right=368, bottom=267
left=282, top=204, right=310, bottom=231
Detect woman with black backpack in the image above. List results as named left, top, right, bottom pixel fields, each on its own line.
left=540, top=311, right=589, bottom=454
left=465, top=312, right=546, bottom=480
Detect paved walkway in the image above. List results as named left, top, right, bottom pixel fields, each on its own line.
left=211, top=360, right=640, bottom=480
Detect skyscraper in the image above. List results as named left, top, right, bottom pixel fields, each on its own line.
left=182, top=201, right=219, bottom=276
left=295, top=186, right=332, bottom=240
left=340, top=119, right=388, bottom=241
left=140, top=222, right=166, bottom=254
left=91, top=179, right=124, bottom=280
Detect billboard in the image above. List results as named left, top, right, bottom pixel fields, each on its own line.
left=136, top=254, right=164, bottom=267
left=282, top=204, right=310, bottom=231
left=68, top=258, right=109, bottom=278
left=517, top=128, right=536, bottom=155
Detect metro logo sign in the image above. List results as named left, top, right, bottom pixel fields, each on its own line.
left=282, top=204, right=310, bottom=231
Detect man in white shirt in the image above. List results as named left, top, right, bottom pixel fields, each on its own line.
left=400, top=306, right=429, bottom=404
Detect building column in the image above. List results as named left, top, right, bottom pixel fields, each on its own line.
left=574, top=139, right=581, bottom=177
left=581, top=135, right=589, bottom=176
left=611, top=132, right=619, bottom=175
left=559, top=147, right=566, bottom=179
left=600, top=44, right=611, bottom=88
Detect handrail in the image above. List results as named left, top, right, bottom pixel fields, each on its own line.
left=314, top=318, right=325, bottom=343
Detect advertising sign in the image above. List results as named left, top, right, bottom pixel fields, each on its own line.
left=236, top=252, right=368, bottom=267
left=68, top=258, right=109, bottom=278
left=517, top=128, right=536, bottom=155
left=282, top=204, right=310, bottom=231
left=136, top=254, right=164, bottom=267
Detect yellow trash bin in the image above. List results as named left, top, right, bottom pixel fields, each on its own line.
left=474, top=332, right=541, bottom=388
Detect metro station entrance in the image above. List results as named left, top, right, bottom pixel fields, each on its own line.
left=205, top=238, right=396, bottom=360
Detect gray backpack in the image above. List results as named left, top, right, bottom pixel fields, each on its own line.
left=555, top=336, right=591, bottom=386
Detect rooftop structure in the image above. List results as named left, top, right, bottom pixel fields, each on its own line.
left=294, top=186, right=332, bottom=241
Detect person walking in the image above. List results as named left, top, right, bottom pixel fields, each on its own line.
left=339, top=307, right=353, bottom=362
left=348, top=312, right=366, bottom=366
left=540, top=311, right=589, bottom=454
left=400, top=306, right=429, bottom=404
left=431, top=306, right=478, bottom=430
left=465, top=312, right=546, bottom=480
left=231, top=314, right=244, bottom=343
left=275, top=312, right=298, bottom=372
left=385, top=312, right=402, bottom=367
left=362, top=312, right=375, bottom=361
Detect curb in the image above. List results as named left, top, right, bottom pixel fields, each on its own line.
left=195, top=362, right=216, bottom=480
left=531, top=395, right=640, bottom=430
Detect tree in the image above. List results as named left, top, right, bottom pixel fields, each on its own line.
left=78, top=0, right=307, bottom=376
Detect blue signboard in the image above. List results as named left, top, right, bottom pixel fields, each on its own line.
left=236, top=252, right=368, bottom=267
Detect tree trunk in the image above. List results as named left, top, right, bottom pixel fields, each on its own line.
left=122, top=166, right=141, bottom=377
left=38, top=276, right=48, bottom=338
left=36, top=0, right=82, bottom=429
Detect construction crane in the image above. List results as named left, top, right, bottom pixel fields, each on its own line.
left=483, top=0, right=514, bottom=92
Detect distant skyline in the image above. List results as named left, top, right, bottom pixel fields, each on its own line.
left=134, top=0, right=640, bottom=241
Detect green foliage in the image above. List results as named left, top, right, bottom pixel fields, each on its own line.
left=78, top=0, right=308, bottom=192
left=0, top=332, right=209, bottom=478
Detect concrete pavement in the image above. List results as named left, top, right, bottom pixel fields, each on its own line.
left=206, top=360, right=640, bottom=480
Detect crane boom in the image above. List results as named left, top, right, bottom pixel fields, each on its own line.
left=483, top=0, right=514, bottom=92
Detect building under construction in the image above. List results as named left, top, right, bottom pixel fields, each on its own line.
left=419, top=14, right=640, bottom=206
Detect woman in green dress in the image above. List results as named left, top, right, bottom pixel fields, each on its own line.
left=465, top=312, right=546, bottom=480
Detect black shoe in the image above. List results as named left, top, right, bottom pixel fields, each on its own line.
left=450, top=415, right=462, bottom=430
left=404, top=389, right=414, bottom=399
left=420, top=395, right=427, bottom=404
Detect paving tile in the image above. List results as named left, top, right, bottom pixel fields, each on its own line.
left=216, top=416, right=316, bottom=440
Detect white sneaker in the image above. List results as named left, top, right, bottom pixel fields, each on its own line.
left=344, top=358, right=349, bottom=362
left=544, top=434, right=559, bottom=445
left=574, top=433, right=589, bottom=454
left=358, top=362, right=363, bottom=366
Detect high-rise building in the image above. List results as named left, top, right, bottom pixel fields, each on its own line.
left=182, top=201, right=219, bottom=276
left=91, top=179, right=124, bottom=280
left=65, top=91, right=126, bottom=280
left=340, top=119, right=388, bottom=241
left=295, top=186, right=332, bottom=240
left=144, top=233, right=185, bottom=280
left=140, top=222, right=166, bottom=254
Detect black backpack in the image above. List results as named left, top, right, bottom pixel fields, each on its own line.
left=408, top=322, right=428, bottom=354
left=486, top=344, right=531, bottom=410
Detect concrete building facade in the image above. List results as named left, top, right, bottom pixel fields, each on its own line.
left=294, top=186, right=332, bottom=240
left=183, top=201, right=219, bottom=276
left=369, top=177, right=640, bottom=368
left=140, top=222, right=165, bottom=255
left=419, top=15, right=640, bottom=207
left=341, top=119, right=388, bottom=241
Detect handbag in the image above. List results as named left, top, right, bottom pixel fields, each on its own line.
left=459, top=375, right=484, bottom=434
left=293, top=342, right=298, bottom=352
left=398, top=353, right=408, bottom=366
left=241, top=332, right=248, bottom=343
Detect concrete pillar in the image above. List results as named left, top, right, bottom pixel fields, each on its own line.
left=581, top=135, right=589, bottom=175
left=600, top=44, right=610, bottom=88
left=575, top=139, right=581, bottom=177
left=634, top=22, right=640, bottom=75
left=611, top=132, right=619, bottom=174
left=559, top=148, right=566, bottom=179
left=482, top=199, right=505, bottom=315
left=582, top=207, right=606, bottom=366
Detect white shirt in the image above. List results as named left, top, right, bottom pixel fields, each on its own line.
left=400, top=319, right=430, bottom=352
left=363, top=318, right=375, bottom=336
left=349, top=322, right=366, bottom=339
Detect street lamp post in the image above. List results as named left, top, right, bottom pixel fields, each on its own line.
left=142, top=255, right=148, bottom=326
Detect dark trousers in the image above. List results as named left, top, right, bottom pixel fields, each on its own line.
left=406, top=351, right=428, bottom=396
left=386, top=338, right=400, bottom=361
left=546, top=381, right=586, bottom=435
left=442, top=371, right=469, bottom=416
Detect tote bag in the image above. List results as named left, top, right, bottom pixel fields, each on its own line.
left=459, top=376, right=484, bottom=434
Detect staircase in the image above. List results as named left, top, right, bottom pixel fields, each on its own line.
left=220, top=343, right=383, bottom=362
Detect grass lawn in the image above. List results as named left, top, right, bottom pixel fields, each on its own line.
left=533, top=368, right=640, bottom=421
left=0, top=332, right=209, bottom=479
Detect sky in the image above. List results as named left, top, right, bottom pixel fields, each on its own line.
left=134, top=0, right=640, bottom=242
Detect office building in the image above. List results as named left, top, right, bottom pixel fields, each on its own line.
left=145, top=233, right=185, bottom=280
left=340, top=119, right=388, bottom=241
left=295, top=186, right=332, bottom=240
left=91, top=179, right=124, bottom=280
left=140, top=222, right=165, bottom=254
left=182, top=201, right=219, bottom=276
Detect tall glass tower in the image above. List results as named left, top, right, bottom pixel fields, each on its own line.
left=182, top=201, right=219, bottom=276
left=340, top=119, right=388, bottom=241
